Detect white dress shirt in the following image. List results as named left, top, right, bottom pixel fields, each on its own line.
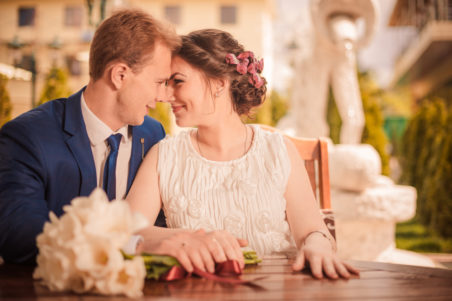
left=80, top=93, right=132, bottom=200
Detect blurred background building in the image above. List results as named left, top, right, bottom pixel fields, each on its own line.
left=0, top=0, right=275, bottom=119
left=389, top=0, right=452, bottom=102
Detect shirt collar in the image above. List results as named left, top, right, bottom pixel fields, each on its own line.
left=80, top=93, right=129, bottom=146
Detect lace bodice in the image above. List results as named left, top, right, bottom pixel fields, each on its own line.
left=157, top=125, right=296, bottom=255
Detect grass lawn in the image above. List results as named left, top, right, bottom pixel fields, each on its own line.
left=396, top=218, right=452, bottom=253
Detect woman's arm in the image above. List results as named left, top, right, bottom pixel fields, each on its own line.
left=126, top=143, right=246, bottom=273
left=283, top=137, right=358, bottom=279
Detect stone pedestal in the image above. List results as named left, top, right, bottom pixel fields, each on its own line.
left=328, top=143, right=434, bottom=266
left=331, top=183, right=417, bottom=260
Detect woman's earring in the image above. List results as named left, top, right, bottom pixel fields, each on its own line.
left=215, top=92, right=220, bottom=97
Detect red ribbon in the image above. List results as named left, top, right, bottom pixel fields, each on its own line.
left=159, top=260, right=255, bottom=284
left=159, top=265, right=187, bottom=281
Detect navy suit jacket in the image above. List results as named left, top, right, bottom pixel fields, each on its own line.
left=0, top=88, right=166, bottom=264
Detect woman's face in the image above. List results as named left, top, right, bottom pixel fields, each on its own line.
left=168, top=56, right=217, bottom=127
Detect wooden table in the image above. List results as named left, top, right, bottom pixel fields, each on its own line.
left=1, top=256, right=452, bottom=300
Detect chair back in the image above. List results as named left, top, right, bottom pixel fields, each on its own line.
left=258, top=124, right=336, bottom=238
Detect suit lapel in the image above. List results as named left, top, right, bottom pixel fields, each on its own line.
left=63, top=88, right=97, bottom=196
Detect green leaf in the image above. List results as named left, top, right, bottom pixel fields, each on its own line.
left=123, top=249, right=262, bottom=279
left=243, top=250, right=262, bottom=265
left=140, top=253, right=181, bottom=267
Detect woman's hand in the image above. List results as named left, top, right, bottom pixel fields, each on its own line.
left=292, top=232, right=359, bottom=279
left=144, top=229, right=248, bottom=274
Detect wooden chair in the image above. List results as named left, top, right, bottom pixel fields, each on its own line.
left=258, top=124, right=336, bottom=239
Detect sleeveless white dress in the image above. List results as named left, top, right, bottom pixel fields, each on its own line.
left=158, top=125, right=296, bottom=255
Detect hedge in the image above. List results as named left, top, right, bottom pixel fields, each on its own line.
left=400, top=98, right=452, bottom=237
left=0, top=75, right=12, bottom=128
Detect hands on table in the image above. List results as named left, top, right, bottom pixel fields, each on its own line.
left=139, top=228, right=358, bottom=280
left=141, top=229, right=248, bottom=274
left=292, top=231, right=360, bottom=279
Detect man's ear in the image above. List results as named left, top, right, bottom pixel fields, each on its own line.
left=110, top=63, right=129, bottom=90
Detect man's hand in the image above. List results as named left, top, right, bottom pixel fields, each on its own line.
left=141, top=229, right=248, bottom=274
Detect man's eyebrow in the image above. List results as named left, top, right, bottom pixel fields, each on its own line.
left=170, top=72, right=186, bottom=80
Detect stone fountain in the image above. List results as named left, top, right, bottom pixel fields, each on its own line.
left=278, top=0, right=433, bottom=266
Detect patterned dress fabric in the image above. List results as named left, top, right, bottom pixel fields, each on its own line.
left=158, top=125, right=296, bottom=255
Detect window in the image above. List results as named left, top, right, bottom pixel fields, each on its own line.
left=220, top=6, right=237, bottom=24
left=448, top=0, right=452, bottom=21
left=18, top=7, right=35, bottom=27
left=65, top=6, right=83, bottom=27
left=18, top=55, right=36, bottom=72
left=66, top=56, right=82, bottom=76
left=164, top=5, right=181, bottom=25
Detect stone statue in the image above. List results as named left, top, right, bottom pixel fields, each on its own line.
left=277, top=0, right=427, bottom=266
left=278, top=0, right=379, bottom=144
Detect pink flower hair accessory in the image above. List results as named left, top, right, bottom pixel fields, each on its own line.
left=225, top=51, right=265, bottom=88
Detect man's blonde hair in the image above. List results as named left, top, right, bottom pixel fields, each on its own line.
left=89, top=9, right=181, bottom=81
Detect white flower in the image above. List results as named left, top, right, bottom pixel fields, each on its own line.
left=33, top=188, right=148, bottom=298
left=95, top=256, right=146, bottom=298
left=33, top=246, right=75, bottom=291
left=72, top=236, right=124, bottom=279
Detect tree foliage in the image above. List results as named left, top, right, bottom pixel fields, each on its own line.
left=327, top=88, right=341, bottom=144
left=360, top=72, right=390, bottom=176
left=38, top=67, right=71, bottom=106
left=0, top=75, right=12, bottom=127
left=400, top=98, right=452, bottom=237
left=327, top=71, right=390, bottom=175
left=244, top=90, right=289, bottom=126
left=148, top=103, right=172, bottom=135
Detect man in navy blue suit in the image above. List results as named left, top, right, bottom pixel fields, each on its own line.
left=0, top=9, right=180, bottom=264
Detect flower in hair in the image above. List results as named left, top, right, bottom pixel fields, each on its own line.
left=256, top=59, right=264, bottom=73
left=249, top=73, right=264, bottom=89
left=236, top=58, right=249, bottom=75
left=225, top=51, right=264, bottom=88
left=247, top=62, right=256, bottom=74
left=237, top=51, right=254, bottom=60
left=225, top=53, right=239, bottom=65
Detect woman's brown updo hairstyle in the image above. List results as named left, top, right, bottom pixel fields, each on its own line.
left=177, top=29, right=267, bottom=115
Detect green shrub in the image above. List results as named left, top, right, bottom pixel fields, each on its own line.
left=396, top=218, right=452, bottom=252
left=360, top=72, right=390, bottom=176
left=148, top=102, right=172, bottom=135
left=38, top=67, right=71, bottom=106
left=0, top=75, right=12, bottom=127
left=327, top=71, right=390, bottom=175
left=326, top=88, right=341, bottom=144
left=269, top=90, right=289, bottom=126
left=400, top=98, right=452, bottom=238
left=244, top=90, right=289, bottom=126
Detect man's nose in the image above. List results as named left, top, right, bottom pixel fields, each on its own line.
left=158, top=85, right=175, bottom=103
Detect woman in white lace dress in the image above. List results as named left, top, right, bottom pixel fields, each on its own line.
left=127, top=29, right=358, bottom=279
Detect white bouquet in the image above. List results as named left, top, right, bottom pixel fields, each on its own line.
left=33, top=188, right=149, bottom=298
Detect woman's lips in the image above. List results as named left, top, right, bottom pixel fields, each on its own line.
left=171, top=105, right=184, bottom=113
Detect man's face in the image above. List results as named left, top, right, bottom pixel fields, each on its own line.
left=116, top=41, right=172, bottom=126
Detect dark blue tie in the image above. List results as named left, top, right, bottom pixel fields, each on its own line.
left=103, top=133, right=122, bottom=200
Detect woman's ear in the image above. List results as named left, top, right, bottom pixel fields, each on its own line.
left=110, top=63, right=129, bottom=90
left=214, top=78, right=228, bottom=97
